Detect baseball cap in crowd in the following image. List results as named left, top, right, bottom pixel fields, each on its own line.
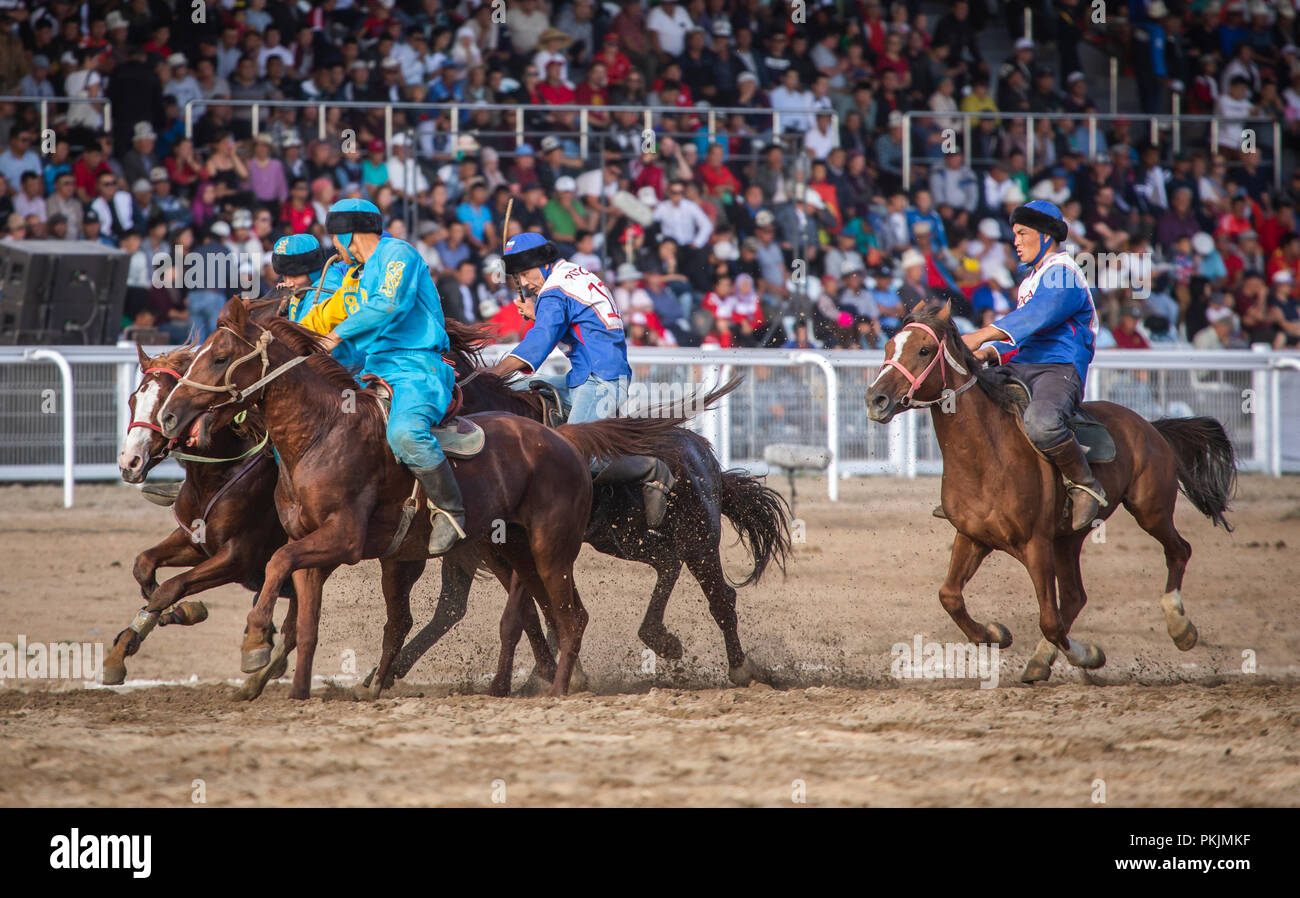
left=1206, top=306, right=1235, bottom=324
left=737, top=72, right=758, bottom=85
left=516, top=143, right=535, bottom=156
left=255, top=132, right=275, bottom=145
left=1273, top=270, right=1294, bottom=284
left=282, top=132, right=302, bottom=148
left=232, top=209, right=252, bottom=229
left=713, top=238, right=739, bottom=261
left=755, top=210, right=776, bottom=228
left=842, top=259, right=865, bottom=275
left=887, top=110, right=903, bottom=129
left=133, top=122, right=156, bottom=142
left=417, top=221, right=437, bottom=237
left=555, top=176, right=577, bottom=193
left=149, top=166, right=169, bottom=183
left=390, top=133, right=410, bottom=148
left=901, top=248, right=925, bottom=270
left=105, top=11, right=128, bottom=30
left=540, top=136, right=561, bottom=153
left=1003, top=184, right=1027, bottom=204
left=32, top=54, right=50, bottom=69
left=1067, top=71, right=1086, bottom=85
left=368, top=139, right=384, bottom=153
left=636, top=186, right=658, bottom=206
left=1014, top=37, right=1034, bottom=51
left=168, top=53, right=187, bottom=67
left=978, top=218, right=1001, bottom=239
left=802, top=189, right=824, bottom=210
left=131, top=178, right=151, bottom=193
left=616, top=263, right=642, bottom=283
left=712, top=20, right=732, bottom=37
left=210, top=221, right=231, bottom=237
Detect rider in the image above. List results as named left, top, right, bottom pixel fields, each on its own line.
left=314, top=198, right=466, bottom=555
left=482, top=232, right=676, bottom=529
left=960, top=199, right=1106, bottom=532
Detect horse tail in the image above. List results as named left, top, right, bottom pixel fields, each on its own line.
left=1152, top=416, right=1237, bottom=532
left=718, top=469, right=791, bottom=588
left=555, top=415, right=688, bottom=466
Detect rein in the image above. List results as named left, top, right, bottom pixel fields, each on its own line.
left=882, top=322, right=979, bottom=409
left=176, top=325, right=309, bottom=409
left=132, top=365, right=271, bottom=465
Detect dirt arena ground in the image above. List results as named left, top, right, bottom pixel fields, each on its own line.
left=1, top=475, right=1298, bottom=807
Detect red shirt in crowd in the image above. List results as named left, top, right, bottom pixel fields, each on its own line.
left=279, top=201, right=315, bottom=234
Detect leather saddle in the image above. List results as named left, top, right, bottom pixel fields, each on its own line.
left=528, top=379, right=569, bottom=428
left=1003, top=374, right=1116, bottom=464
left=362, top=375, right=486, bottom=459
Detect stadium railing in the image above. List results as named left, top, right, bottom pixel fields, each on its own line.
left=901, top=110, right=1286, bottom=192
left=1, top=344, right=1296, bottom=506
left=181, top=99, right=836, bottom=161
left=0, top=95, right=113, bottom=136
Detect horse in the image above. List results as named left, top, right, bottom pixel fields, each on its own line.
left=363, top=319, right=790, bottom=691
left=865, top=303, right=1236, bottom=682
left=156, top=297, right=692, bottom=699
left=106, top=341, right=296, bottom=684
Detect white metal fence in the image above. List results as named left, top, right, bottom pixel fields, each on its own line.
left=2, top=344, right=1297, bottom=507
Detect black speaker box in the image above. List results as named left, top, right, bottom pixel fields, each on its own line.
left=0, top=240, right=128, bottom=344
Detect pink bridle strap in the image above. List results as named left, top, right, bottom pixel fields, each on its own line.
left=128, top=366, right=185, bottom=434
left=880, top=322, right=948, bottom=404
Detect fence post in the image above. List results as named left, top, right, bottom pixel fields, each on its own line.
left=251, top=103, right=259, bottom=137
left=579, top=108, right=588, bottom=159
left=1275, top=121, right=1283, bottom=192
left=1109, top=57, right=1118, bottom=114
left=104, top=101, right=112, bottom=133
left=24, top=349, right=75, bottom=508
left=793, top=352, right=838, bottom=501
left=318, top=104, right=326, bottom=142
left=1171, top=92, right=1181, bottom=153
left=902, top=112, right=911, bottom=191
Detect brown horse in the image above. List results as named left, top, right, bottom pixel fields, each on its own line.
left=866, top=303, right=1236, bottom=682
left=157, top=298, right=689, bottom=699
left=107, top=343, right=291, bottom=685
left=365, top=319, right=789, bottom=690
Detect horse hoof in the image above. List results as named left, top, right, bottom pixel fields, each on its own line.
left=102, top=663, right=127, bottom=686
left=487, top=679, right=511, bottom=698
left=353, top=681, right=382, bottom=702
left=1077, top=645, right=1106, bottom=670
left=241, top=645, right=272, bottom=673
left=640, top=629, right=684, bottom=661
left=519, top=669, right=552, bottom=697
left=986, top=622, right=1013, bottom=649
left=1172, top=621, right=1198, bottom=652
left=162, top=601, right=209, bottom=627
left=266, top=653, right=289, bottom=681
left=567, top=660, right=589, bottom=693
left=1020, top=660, right=1053, bottom=683
left=232, top=679, right=263, bottom=702
left=728, top=657, right=771, bottom=687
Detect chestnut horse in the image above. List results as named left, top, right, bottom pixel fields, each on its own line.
left=866, top=303, right=1235, bottom=682
left=157, top=298, right=688, bottom=699
left=365, top=320, right=789, bottom=690
left=107, top=343, right=293, bottom=685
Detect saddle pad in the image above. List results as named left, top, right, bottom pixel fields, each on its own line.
left=1004, top=375, right=1116, bottom=464
left=432, top=417, right=485, bottom=458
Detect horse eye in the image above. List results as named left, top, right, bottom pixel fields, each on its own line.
left=213, top=356, right=229, bottom=365
left=918, top=346, right=931, bottom=356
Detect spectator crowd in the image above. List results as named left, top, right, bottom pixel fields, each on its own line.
left=0, top=0, right=1298, bottom=351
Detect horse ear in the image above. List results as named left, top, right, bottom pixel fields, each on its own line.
left=135, top=341, right=150, bottom=370
left=937, top=300, right=952, bottom=323
left=220, top=295, right=247, bottom=330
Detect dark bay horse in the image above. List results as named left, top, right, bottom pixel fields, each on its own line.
left=866, top=303, right=1235, bottom=682
left=158, top=298, right=689, bottom=699
left=107, top=343, right=291, bottom=685
left=368, top=320, right=790, bottom=690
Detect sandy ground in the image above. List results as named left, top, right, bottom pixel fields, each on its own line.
left=1, top=475, right=1298, bottom=807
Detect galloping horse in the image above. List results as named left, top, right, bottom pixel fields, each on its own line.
left=866, top=303, right=1236, bottom=682
left=107, top=343, right=291, bottom=684
left=365, top=320, right=789, bottom=689
left=158, top=298, right=690, bottom=699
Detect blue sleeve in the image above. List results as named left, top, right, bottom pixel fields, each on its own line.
left=508, top=290, right=570, bottom=372
left=334, top=246, right=406, bottom=341
left=1151, top=28, right=1167, bottom=78
left=994, top=267, right=1088, bottom=345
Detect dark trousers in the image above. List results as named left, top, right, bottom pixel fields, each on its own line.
left=1004, top=362, right=1083, bottom=451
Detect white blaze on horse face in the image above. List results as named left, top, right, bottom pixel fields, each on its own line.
left=120, top=379, right=162, bottom=465
left=157, top=340, right=213, bottom=428
left=871, top=329, right=913, bottom=387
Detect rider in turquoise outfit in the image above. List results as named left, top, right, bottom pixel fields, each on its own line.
left=317, top=199, right=465, bottom=555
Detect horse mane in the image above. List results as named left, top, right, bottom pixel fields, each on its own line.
left=903, top=304, right=1022, bottom=417
left=444, top=319, right=498, bottom=371
left=260, top=316, right=381, bottom=400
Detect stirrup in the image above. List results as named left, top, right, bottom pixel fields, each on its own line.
left=1063, top=478, right=1108, bottom=507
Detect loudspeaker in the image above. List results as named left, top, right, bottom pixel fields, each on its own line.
left=0, top=240, right=128, bottom=345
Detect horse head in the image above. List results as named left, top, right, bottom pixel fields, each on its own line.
left=866, top=301, right=971, bottom=422
left=118, top=342, right=196, bottom=483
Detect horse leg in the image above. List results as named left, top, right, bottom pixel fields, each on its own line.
left=489, top=574, right=531, bottom=697
left=234, top=596, right=297, bottom=702
left=683, top=549, right=769, bottom=686
left=637, top=558, right=685, bottom=661
left=549, top=580, right=589, bottom=696
left=243, top=519, right=360, bottom=673
left=379, top=562, right=472, bottom=683
left=288, top=566, right=327, bottom=700
left=1128, top=499, right=1198, bottom=651
left=103, top=541, right=236, bottom=685
left=1025, top=537, right=1103, bottom=670
left=356, top=558, right=424, bottom=701
left=132, top=528, right=203, bottom=601
left=1023, top=532, right=1090, bottom=682
left=938, top=532, right=1010, bottom=648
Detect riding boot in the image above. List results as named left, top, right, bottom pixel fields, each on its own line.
left=1043, top=437, right=1108, bottom=532
left=932, top=505, right=947, bottom=519
left=410, top=461, right=467, bottom=556
left=593, top=455, right=677, bottom=530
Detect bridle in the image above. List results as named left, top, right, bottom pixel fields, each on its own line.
left=129, top=364, right=270, bottom=464
left=879, top=322, right=979, bottom=409
left=175, top=323, right=308, bottom=410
